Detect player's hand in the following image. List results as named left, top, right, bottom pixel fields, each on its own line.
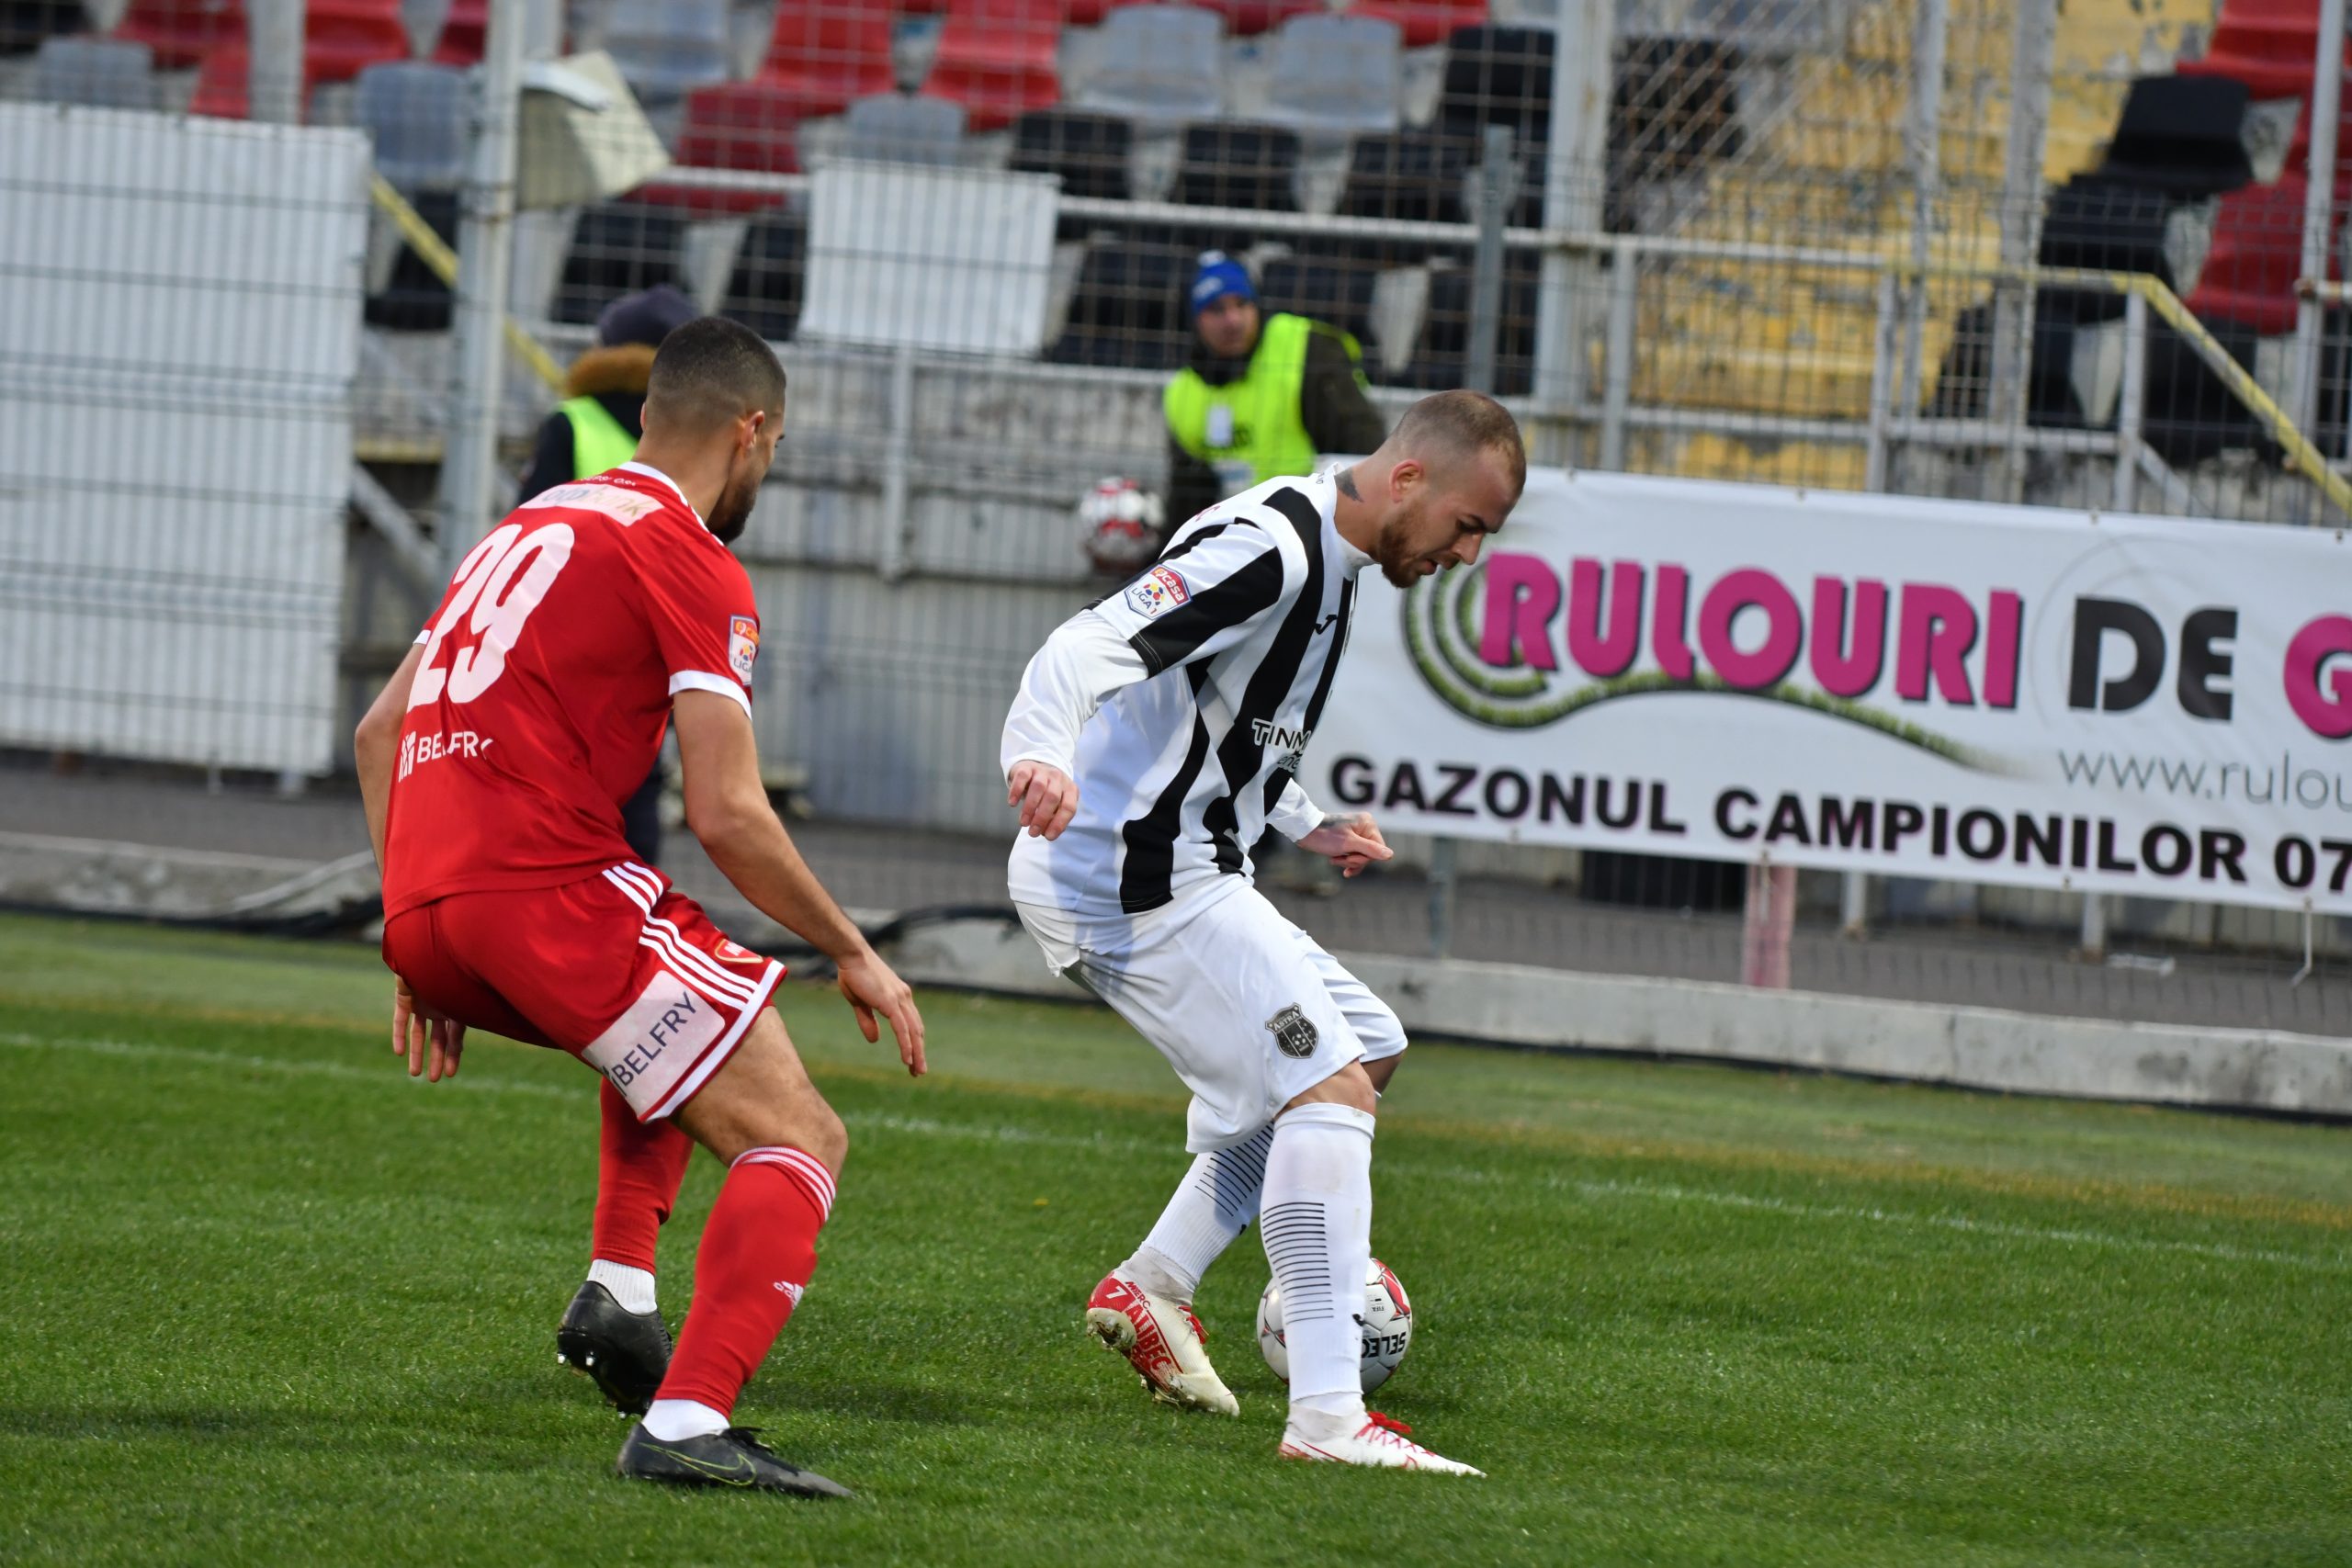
left=837, top=946, right=926, bottom=1078
left=391, top=976, right=467, bottom=1083
left=1299, top=813, right=1393, bottom=879
left=1007, top=761, right=1080, bottom=841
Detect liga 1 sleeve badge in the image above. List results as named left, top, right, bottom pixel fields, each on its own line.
left=1125, top=564, right=1192, bottom=619
left=728, top=615, right=760, bottom=683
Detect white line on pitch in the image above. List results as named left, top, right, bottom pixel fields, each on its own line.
left=11, top=1030, right=2346, bottom=1274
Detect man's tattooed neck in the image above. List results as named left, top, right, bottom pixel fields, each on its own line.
left=1335, top=468, right=1362, bottom=501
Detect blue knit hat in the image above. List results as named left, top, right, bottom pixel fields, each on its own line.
left=595, top=284, right=699, bottom=350
left=1189, top=251, right=1256, bottom=317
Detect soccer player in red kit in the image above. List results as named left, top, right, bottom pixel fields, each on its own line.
left=355, top=318, right=923, bottom=1498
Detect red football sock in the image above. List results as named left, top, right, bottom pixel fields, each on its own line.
left=591, top=1078, right=695, bottom=1273
left=654, top=1146, right=835, bottom=1418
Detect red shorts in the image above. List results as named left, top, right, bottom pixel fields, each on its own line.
left=382, top=861, right=785, bottom=1121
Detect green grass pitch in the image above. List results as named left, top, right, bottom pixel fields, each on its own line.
left=2, top=910, right=2348, bottom=1565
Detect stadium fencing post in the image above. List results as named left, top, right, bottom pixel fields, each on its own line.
left=1533, top=0, right=1612, bottom=467
left=435, top=0, right=526, bottom=577
left=1896, top=0, right=1951, bottom=422
left=2079, top=892, right=2108, bottom=961
left=2288, top=0, right=2346, bottom=492
left=1986, top=0, right=2057, bottom=506
left=1465, top=124, right=1511, bottom=395
left=2113, top=288, right=2148, bottom=512
left=879, top=344, right=915, bottom=582
left=245, top=0, right=302, bottom=125
left=1599, top=239, right=1634, bottom=472
left=1740, top=859, right=1794, bottom=989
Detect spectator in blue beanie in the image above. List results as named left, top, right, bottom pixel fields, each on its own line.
left=1161, top=252, right=1388, bottom=534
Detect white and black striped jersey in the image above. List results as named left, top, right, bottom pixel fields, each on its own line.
left=1003, top=472, right=1366, bottom=917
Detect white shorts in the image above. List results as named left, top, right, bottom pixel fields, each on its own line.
left=1016, top=880, right=1407, bottom=1153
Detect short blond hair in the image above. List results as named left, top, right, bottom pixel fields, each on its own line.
left=1390, top=389, right=1525, bottom=497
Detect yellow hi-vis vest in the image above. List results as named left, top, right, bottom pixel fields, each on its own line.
left=559, top=393, right=639, bottom=478
left=1162, top=313, right=1364, bottom=497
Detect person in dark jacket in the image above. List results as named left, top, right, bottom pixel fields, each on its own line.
left=1162, top=252, right=1390, bottom=530
left=517, top=284, right=701, bottom=865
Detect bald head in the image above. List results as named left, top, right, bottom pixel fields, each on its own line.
left=642, top=315, right=786, bottom=438
left=1386, top=389, right=1526, bottom=501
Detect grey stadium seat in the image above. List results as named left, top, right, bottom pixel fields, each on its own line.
left=842, top=93, right=967, bottom=166
left=605, top=0, right=730, bottom=103
left=36, top=36, right=156, bottom=110
left=356, top=61, right=470, bottom=190
left=1075, top=5, right=1223, bottom=124
left=1259, top=14, right=1401, bottom=136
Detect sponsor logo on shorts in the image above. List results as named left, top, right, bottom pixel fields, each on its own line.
left=1266, top=1003, right=1318, bottom=1059
left=1125, top=565, right=1192, bottom=620
left=728, top=615, right=760, bottom=684
left=583, top=970, right=725, bottom=1109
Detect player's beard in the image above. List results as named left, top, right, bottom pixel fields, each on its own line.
left=1369, top=501, right=1431, bottom=589
left=707, top=463, right=760, bottom=545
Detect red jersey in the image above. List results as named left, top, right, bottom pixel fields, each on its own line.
left=381, top=463, right=760, bottom=919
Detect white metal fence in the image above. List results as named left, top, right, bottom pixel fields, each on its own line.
left=3, top=0, right=2349, bottom=1032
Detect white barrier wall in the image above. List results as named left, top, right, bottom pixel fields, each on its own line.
left=1317, top=469, right=2352, bottom=916
left=0, top=106, right=369, bottom=776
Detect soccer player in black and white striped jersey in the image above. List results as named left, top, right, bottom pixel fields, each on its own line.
left=1001, top=391, right=1525, bottom=1473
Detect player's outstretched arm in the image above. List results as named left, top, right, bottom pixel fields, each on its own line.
left=673, top=689, right=926, bottom=1077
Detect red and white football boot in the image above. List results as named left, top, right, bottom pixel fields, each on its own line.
left=1278, top=1411, right=1484, bottom=1475
left=1082, top=1270, right=1239, bottom=1416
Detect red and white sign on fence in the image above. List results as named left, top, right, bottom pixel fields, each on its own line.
left=1315, top=469, right=2352, bottom=916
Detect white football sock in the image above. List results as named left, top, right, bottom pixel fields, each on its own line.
left=587, top=1258, right=657, bottom=1316
left=1125, top=1123, right=1274, bottom=1302
left=641, top=1398, right=729, bottom=1441
left=1260, top=1101, right=1375, bottom=1429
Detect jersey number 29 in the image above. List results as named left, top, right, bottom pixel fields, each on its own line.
left=408, top=522, right=576, bottom=710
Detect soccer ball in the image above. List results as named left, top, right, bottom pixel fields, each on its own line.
left=1256, top=1258, right=1414, bottom=1394
left=1077, top=476, right=1164, bottom=575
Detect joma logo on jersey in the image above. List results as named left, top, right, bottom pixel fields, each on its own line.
left=1250, top=719, right=1312, bottom=752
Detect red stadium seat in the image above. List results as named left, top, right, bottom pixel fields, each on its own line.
left=923, top=0, right=1065, bottom=131
left=761, top=0, right=898, bottom=119
left=2177, top=2, right=2350, bottom=105
left=114, top=0, right=242, bottom=69
left=1348, top=0, right=1486, bottom=49
left=189, top=41, right=315, bottom=117
left=644, top=78, right=808, bottom=214
left=431, top=0, right=487, bottom=62
left=1194, top=0, right=1317, bottom=36
left=2184, top=172, right=2352, bottom=334
left=304, top=0, right=408, bottom=80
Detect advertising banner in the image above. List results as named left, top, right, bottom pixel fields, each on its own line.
left=1313, top=470, right=2352, bottom=914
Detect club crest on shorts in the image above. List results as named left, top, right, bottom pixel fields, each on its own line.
left=1125, top=565, right=1191, bottom=619
left=714, top=937, right=763, bottom=965
left=1266, top=1004, right=1318, bottom=1058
